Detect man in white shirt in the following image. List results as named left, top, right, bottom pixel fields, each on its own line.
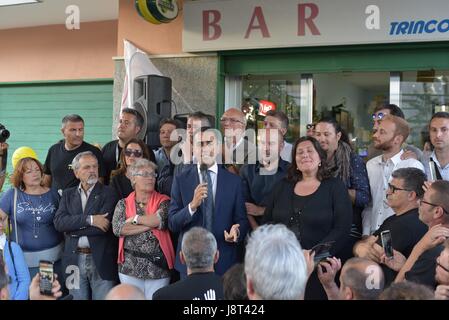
left=362, top=115, right=425, bottom=235
left=422, top=112, right=449, bottom=181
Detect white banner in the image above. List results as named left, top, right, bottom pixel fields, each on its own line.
left=183, top=0, right=449, bottom=52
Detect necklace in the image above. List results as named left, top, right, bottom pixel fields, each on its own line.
left=23, top=191, right=44, bottom=239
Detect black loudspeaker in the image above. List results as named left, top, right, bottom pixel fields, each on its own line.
left=133, top=75, right=172, bottom=149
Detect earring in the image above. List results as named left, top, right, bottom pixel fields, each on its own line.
left=318, top=162, right=321, bottom=167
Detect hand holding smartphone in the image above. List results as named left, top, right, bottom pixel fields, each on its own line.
left=381, top=230, right=394, bottom=259
left=39, top=260, right=54, bottom=296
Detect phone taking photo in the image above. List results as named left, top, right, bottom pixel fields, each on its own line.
left=381, top=230, right=394, bottom=259
left=39, top=260, right=54, bottom=296
left=311, top=241, right=335, bottom=266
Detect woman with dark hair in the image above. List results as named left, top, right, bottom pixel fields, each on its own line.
left=263, top=136, right=352, bottom=299
left=0, top=157, right=61, bottom=283
left=314, top=117, right=370, bottom=260
left=110, top=138, right=153, bottom=200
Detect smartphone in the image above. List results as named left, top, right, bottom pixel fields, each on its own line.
left=39, top=260, right=54, bottom=296
left=311, top=241, right=335, bottom=266
left=381, top=230, right=394, bottom=259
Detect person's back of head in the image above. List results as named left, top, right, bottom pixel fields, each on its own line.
left=181, top=227, right=218, bottom=274
left=340, top=257, right=385, bottom=300
left=222, top=263, right=247, bottom=300
left=105, top=284, right=145, bottom=300
left=244, top=224, right=307, bottom=300
left=379, top=281, right=434, bottom=300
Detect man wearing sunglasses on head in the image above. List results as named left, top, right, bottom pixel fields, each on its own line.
left=367, top=104, right=423, bottom=162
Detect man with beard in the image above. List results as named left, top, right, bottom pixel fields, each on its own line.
left=54, top=151, right=118, bottom=300
left=361, top=115, right=424, bottom=236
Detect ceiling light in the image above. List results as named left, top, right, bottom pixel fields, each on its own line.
left=0, top=0, right=40, bottom=7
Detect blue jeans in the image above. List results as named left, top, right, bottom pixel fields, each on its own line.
left=69, top=253, right=116, bottom=300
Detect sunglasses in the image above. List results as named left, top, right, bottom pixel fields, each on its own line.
left=372, top=112, right=386, bottom=120
left=306, top=124, right=315, bottom=130
left=387, top=183, right=412, bottom=193
left=124, top=149, right=143, bottom=158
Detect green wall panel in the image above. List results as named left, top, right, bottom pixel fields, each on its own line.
left=0, top=80, right=113, bottom=187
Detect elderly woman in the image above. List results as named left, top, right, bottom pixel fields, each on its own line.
left=263, top=136, right=352, bottom=300
left=112, top=158, right=175, bottom=299
left=0, top=157, right=62, bottom=280
left=110, top=138, right=152, bottom=200
left=314, top=117, right=370, bottom=261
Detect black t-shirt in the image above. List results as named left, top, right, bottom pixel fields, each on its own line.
left=373, top=208, right=428, bottom=285
left=101, top=139, right=156, bottom=184
left=405, top=244, right=443, bottom=288
left=110, top=173, right=133, bottom=200
left=152, top=272, right=224, bottom=300
left=44, top=140, right=106, bottom=192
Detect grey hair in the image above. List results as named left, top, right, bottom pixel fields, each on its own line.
left=61, top=114, right=84, bottom=129
left=71, top=151, right=97, bottom=172
left=244, top=224, right=307, bottom=300
left=127, top=158, right=158, bottom=179
left=181, top=227, right=217, bottom=271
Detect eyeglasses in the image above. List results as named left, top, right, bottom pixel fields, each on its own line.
left=124, top=149, right=143, bottom=158
left=220, top=117, right=243, bottom=125
left=419, top=199, right=449, bottom=214
left=437, top=260, right=449, bottom=273
left=306, top=124, right=315, bottom=130
left=133, top=172, right=157, bottom=179
left=372, top=112, right=386, bottom=120
left=387, top=183, right=412, bottom=193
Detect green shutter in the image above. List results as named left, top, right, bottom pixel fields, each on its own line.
left=0, top=80, right=113, bottom=187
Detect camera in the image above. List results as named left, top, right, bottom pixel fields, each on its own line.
left=0, top=124, right=10, bottom=143
left=311, top=241, right=335, bottom=267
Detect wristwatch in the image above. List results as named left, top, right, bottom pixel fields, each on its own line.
left=132, top=215, right=139, bottom=225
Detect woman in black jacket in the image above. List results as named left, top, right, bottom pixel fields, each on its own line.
left=263, top=136, right=352, bottom=300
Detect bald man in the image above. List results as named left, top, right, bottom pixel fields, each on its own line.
left=318, top=257, right=385, bottom=300
left=220, top=108, right=257, bottom=175
left=105, top=284, right=145, bottom=300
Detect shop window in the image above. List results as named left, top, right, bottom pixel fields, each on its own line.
left=399, top=70, right=449, bottom=149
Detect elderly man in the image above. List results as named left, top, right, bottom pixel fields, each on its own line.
left=245, top=224, right=308, bottom=300
left=43, top=114, right=106, bottom=194
left=318, top=257, right=385, bottom=300
left=105, top=284, right=145, bottom=300
left=435, top=239, right=449, bottom=299
left=353, top=168, right=428, bottom=285
left=153, top=227, right=224, bottom=300
left=102, top=108, right=155, bottom=184
left=53, top=151, right=118, bottom=300
left=221, top=108, right=257, bottom=175
left=384, top=180, right=449, bottom=288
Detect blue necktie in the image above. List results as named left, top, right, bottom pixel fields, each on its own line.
left=203, top=170, right=215, bottom=231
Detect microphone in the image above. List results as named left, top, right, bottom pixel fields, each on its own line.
left=200, top=163, right=208, bottom=185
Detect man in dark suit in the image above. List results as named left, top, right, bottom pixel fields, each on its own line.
left=54, top=151, right=118, bottom=300
left=153, top=227, right=223, bottom=300
left=169, top=127, right=249, bottom=277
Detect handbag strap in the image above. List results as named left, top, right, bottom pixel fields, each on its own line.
left=13, top=187, right=18, bottom=242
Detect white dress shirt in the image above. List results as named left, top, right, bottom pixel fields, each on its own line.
left=188, top=163, right=218, bottom=215
left=77, top=183, right=95, bottom=248
left=280, top=141, right=292, bottom=162
left=423, top=150, right=449, bottom=181
left=362, top=150, right=425, bottom=235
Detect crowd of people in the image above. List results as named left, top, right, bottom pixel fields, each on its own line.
left=1, top=104, right=449, bottom=301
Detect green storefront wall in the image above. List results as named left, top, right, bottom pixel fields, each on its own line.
left=0, top=79, right=113, bottom=188
left=216, top=41, right=449, bottom=118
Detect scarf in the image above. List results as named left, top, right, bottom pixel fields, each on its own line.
left=329, top=141, right=352, bottom=184
left=117, top=191, right=175, bottom=269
